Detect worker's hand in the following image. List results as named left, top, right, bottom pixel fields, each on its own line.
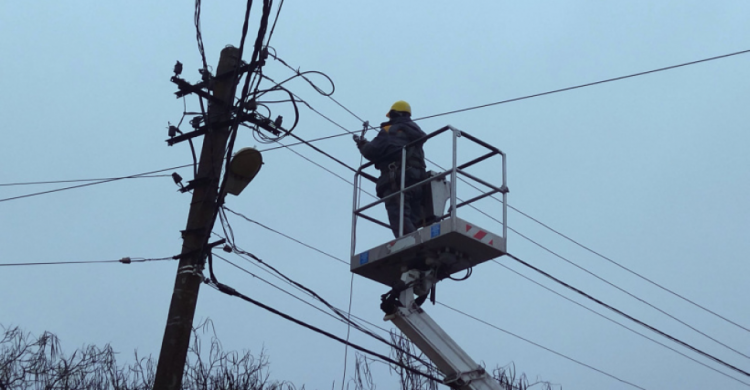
left=353, top=135, right=367, bottom=148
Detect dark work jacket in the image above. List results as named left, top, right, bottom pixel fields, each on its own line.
left=360, top=116, right=427, bottom=197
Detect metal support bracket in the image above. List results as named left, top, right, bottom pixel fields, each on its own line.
left=171, top=76, right=227, bottom=106
left=173, top=239, right=227, bottom=261
left=167, top=128, right=208, bottom=146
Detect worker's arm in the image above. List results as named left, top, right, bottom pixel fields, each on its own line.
left=358, top=130, right=400, bottom=163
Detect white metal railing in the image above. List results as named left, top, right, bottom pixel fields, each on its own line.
left=351, top=125, right=507, bottom=257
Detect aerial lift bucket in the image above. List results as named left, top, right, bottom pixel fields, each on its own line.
left=350, top=125, right=508, bottom=287
left=350, top=125, right=509, bottom=390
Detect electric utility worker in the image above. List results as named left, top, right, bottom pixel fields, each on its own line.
left=354, top=101, right=427, bottom=238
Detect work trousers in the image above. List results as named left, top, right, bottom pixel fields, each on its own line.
left=383, top=184, right=423, bottom=238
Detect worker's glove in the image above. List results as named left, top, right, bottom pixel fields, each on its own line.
left=353, top=135, right=367, bottom=148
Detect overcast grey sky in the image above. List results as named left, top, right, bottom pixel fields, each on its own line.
left=2, top=1, right=749, bottom=389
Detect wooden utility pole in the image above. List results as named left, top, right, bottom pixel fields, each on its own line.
left=154, top=46, right=241, bottom=390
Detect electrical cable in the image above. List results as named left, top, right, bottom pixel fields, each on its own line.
left=209, top=232, right=396, bottom=338
left=221, top=121, right=750, bottom=384
left=505, top=252, right=750, bottom=379
left=227, top=207, right=750, bottom=386
left=0, top=164, right=193, bottom=204
left=211, top=207, right=439, bottom=372
left=13, top=41, right=747, bottom=385
left=429, top=153, right=750, bottom=337
left=507, top=225, right=750, bottom=361
left=203, top=0, right=274, bottom=290
left=491, top=259, right=750, bottom=387
left=0, top=256, right=175, bottom=267
left=213, top=247, right=386, bottom=333
left=411, top=48, right=750, bottom=123
left=226, top=245, right=436, bottom=370
left=223, top=207, right=346, bottom=265
left=341, top=131, right=369, bottom=390
left=264, top=137, right=378, bottom=199
left=208, top=232, right=439, bottom=370
left=257, top=71, right=335, bottom=98
left=194, top=0, right=208, bottom=72
left=237, top=103, right=750, bottom=366
left=204, top=279, right=444, bottom=383
left=15, top=49, right=750, bottom=203
left=0, top=130, right=355, bottom=204
left=265, top=0, right=284, bottom=47
left=427, top=156, right=750, bottom=336
left=252, top=92, right=750, bottom=362
left=437, top=302, right=647, bottom=390
left=283, top=131, right=365, bottom=176
left=220, top=249, right=435, bottom=380
left=263, top=54, right=380, bottom=140
left=214, top=250, right=439, bottom=375
left=417, top=156, right=749, bottom=358
left=214, top=252, right=367, bottom=329
left=220, top=213, right=656, bottom=388
left=256, top=122, right=749, bottom=366
left=505, top=204, right=750, bottom=334
left=0, top=174, right=171, bottom=187
left=340, top=273, right=356, bottom=390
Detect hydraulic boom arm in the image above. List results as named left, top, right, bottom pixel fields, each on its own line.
left=384, top=270, right=502, bottom=390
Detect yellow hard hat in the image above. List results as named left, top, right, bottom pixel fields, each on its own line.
left=387, top=100, right=411, bottom=117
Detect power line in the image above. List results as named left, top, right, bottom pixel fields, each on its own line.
left=214, top=252, right=380, bottom=333
left=280, top=100, right=750, bottom=364
left=0, top=174, right=172, bottom=187
left=222, top=211, right=651, bottom=388
left=412, top=48, right=750, bottom=122
left=0, top=164, right=192, bottom=204
left=278, top=123, right=746, bottom=360
left=507, top=225, right=750, bottom=361
left=0, top=131, right=353, bottom=205
left=425, top=156, right=750, bottom=340
left=224, top=207, right=347, bottom=265
left=263, top=63, right=750, bottom=352
left=265, top=0, right=284, bottom=47
left=229, top=250, right=437, bottom=369
left=12, top=49, right=750, bottom=205
left=0, top=132, right=350, bottom=205
left=0, top=256, right=175, bottom=267
left=255, top=112, right=750, bottom=370
left=340, top=274, right=356, bottom=390
left=423, top=150, right=750, bottom=336
left=240, top=120, right=750, bottom=368
left=192, top=45, right=747, bottom=386
left=219, top=249, right=440, bottom=385
left=492, top=260, right=750, bottom=387
left=505, top=252, right=750, bottom=379
left=211, top=235, right=396, bottom=338
left=213, top=251, right=390, bottom=334
left=210, top=230, right=439, bottom=371
left=438, top=302, right=646, bottom=390
left=506, top=204, right=750, bottom=334
left=267, top=48, right=750, bottom=146
left=204, top=263, right=443, bottom=383
left=264, top=138, right=377, bottom=200
left=267, top=51, right=369, bottom=126
left=214, top=250, right=440, bottom=375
